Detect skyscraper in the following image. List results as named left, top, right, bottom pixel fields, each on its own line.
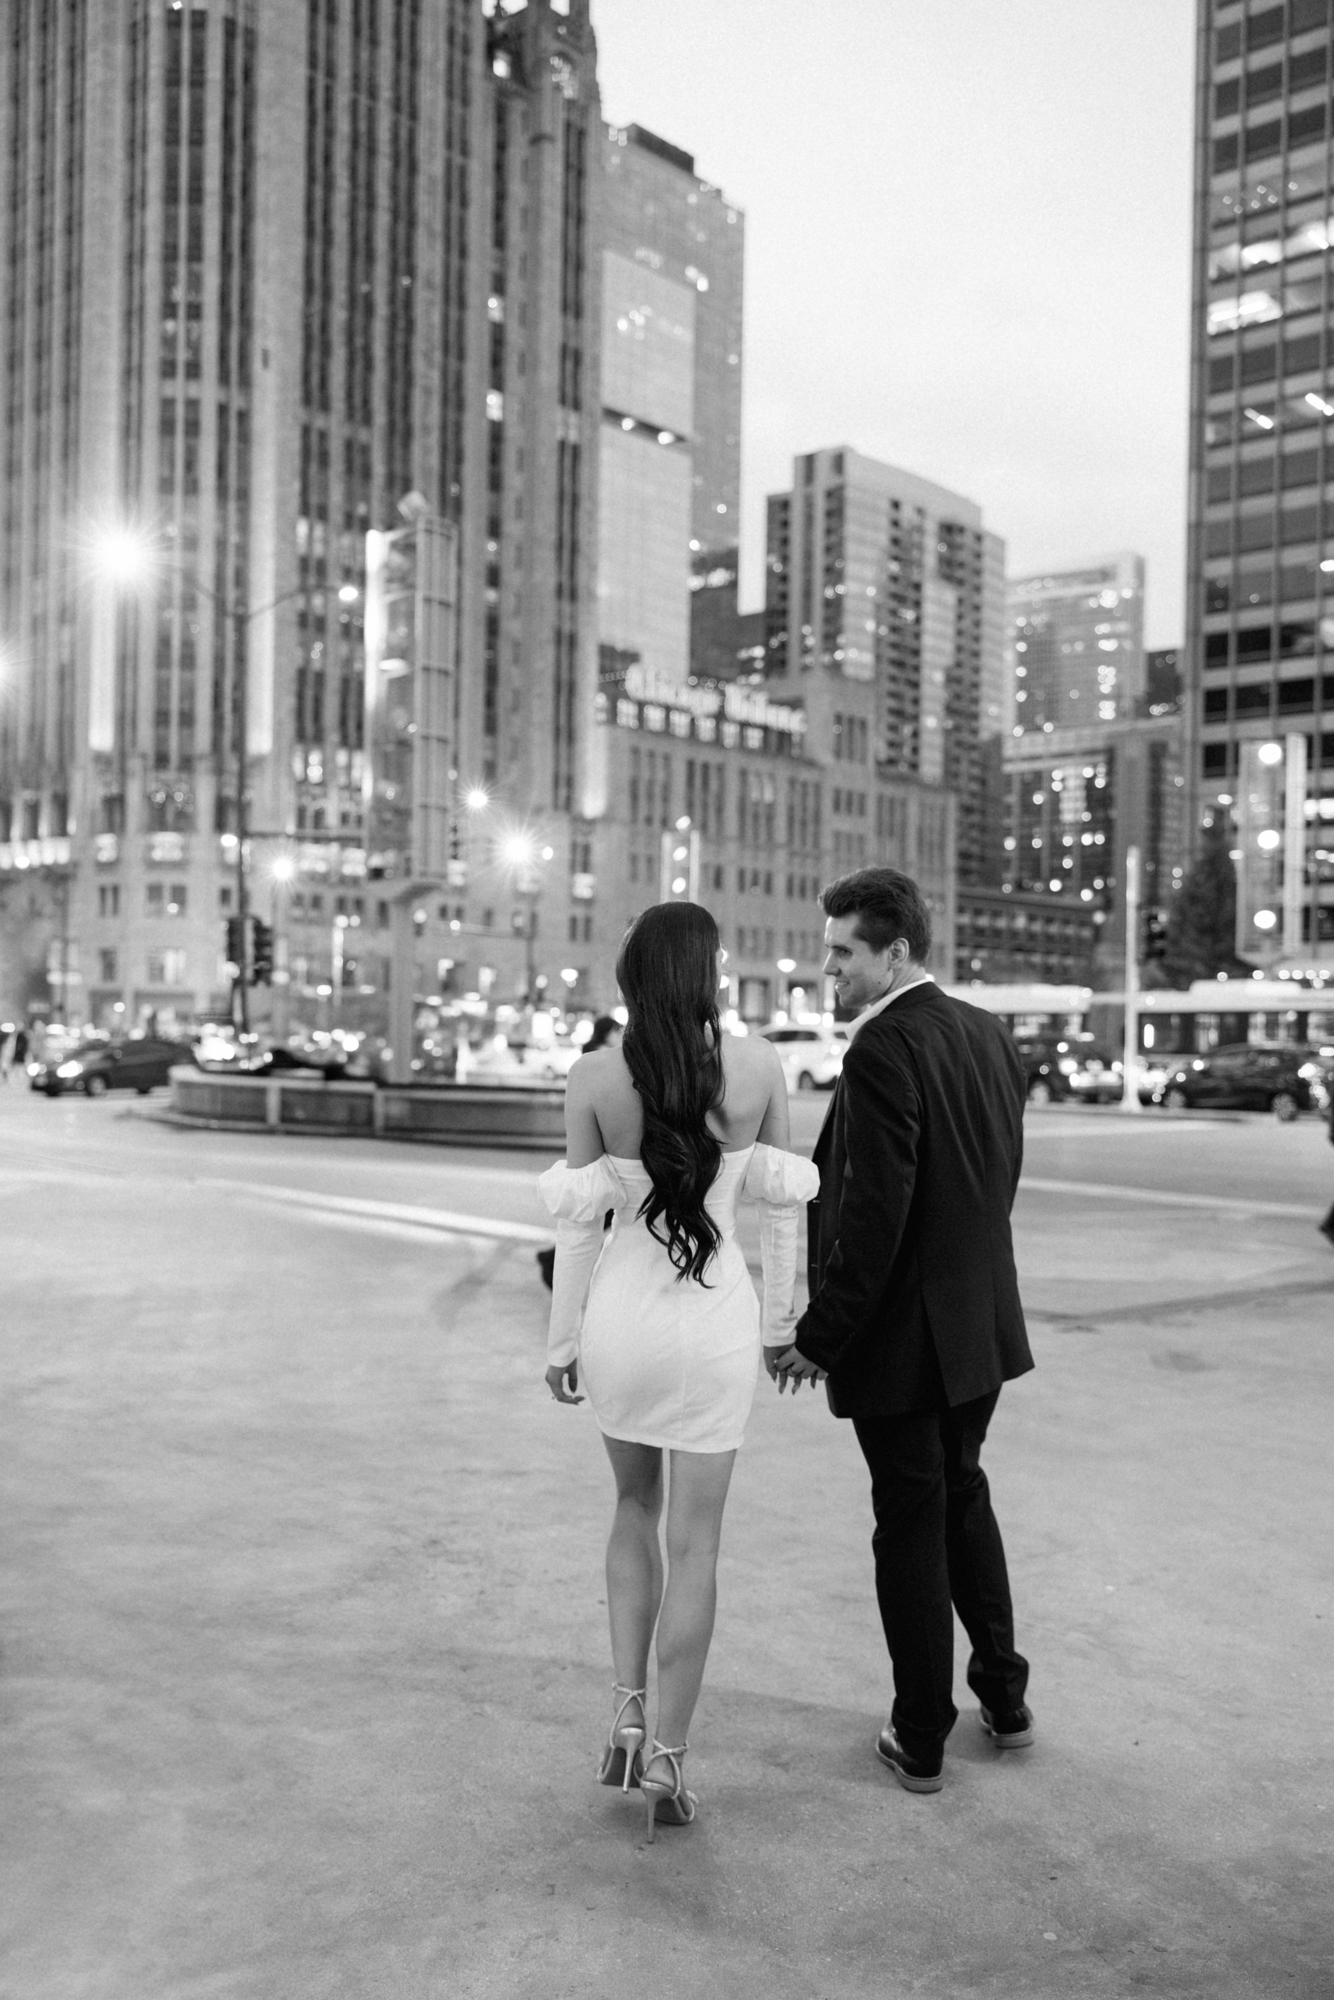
left=597, top=123, right=744, bottom=689
left=0, top=0, right=603, bottom=1028
left=763, top=448, right=1005, bottom=886
left=1008, top=553, right=1146, bottom=734
left=1188, top=0, right=1334, bottom=968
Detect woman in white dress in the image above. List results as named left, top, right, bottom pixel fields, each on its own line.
left=541, top=903, right=820, bottom=1841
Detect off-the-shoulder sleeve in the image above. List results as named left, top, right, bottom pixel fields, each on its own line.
left=538, top=1155, right=626, bottom=1223
left=742, top=1144, right=819, bottom=1346
left=742, top=1141, right=820, bottom=1208
left=537, top=1157, right=626, bottom=1369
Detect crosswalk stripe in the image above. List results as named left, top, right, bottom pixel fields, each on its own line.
left=203, top=1178, right=552, bottom=1243
left=1018, top=1176, right=1315, bottom=1220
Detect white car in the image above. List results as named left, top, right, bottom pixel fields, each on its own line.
left=759, top=1024, right=848, bottom=1092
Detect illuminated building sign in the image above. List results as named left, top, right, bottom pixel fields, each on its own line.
left=597, top=659, right=806, bottom=755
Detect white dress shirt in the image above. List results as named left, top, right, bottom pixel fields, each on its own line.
left=844, top=969, right=935, bottom=1040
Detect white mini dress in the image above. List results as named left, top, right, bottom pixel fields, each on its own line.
left=538, top=1142, right=820, bottom=1454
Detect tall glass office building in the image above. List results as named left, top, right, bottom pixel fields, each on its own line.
left=0, top=0, right=603, bottom=1027
left=764, top=448, right=1006, bottom=889
left=1008, top=553, right=1146, bottom=734
left=1189, top=0, right=1334, bottom=967
left=597, top=123, right=744, bottom=689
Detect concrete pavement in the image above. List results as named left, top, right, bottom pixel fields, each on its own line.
left=2, top=1087, right=1333, bottom=1998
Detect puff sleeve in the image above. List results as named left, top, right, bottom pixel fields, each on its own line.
left=742, top=1143, right=821, bottom=1348
left=537, top=1156, right=626, bottom=1370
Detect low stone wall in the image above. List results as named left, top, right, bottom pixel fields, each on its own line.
left=168, top=1067, right=566, bottom=1148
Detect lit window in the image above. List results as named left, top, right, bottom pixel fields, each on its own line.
left=1207, top=291, right=1282, bottom=334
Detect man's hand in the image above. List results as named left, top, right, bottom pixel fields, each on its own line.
left=764, top=1344, right=827, bottom=1394
left=545, top=1362, right=584, bottom=1405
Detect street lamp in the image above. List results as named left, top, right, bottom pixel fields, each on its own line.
left=95, top=525, right=311, bottom=1037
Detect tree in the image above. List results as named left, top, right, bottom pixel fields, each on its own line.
left=1157, top=813, right=1253, bottom=989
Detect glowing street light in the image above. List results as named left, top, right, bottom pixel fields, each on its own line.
left=271, top=854, right=296, bottom=883
left=91, top=525, right=156, bottom=585
left=464, top=787, right=490, bottom=812
left=1257, top=741, right=1284, bottom=767
left=337, top=583, right=360, bottom=604
left=501, top=831, right=537, bottom=869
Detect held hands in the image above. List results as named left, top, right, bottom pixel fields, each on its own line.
left=763, top=1344, right=827, bottom=1394
left=546, top=1362, right=584, bottom=1405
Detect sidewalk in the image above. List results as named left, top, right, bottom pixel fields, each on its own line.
left=2, top=1137, right=1332, bottom=1999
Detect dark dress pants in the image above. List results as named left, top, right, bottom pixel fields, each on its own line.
left=852, top=1390, right=1028, bottom=1763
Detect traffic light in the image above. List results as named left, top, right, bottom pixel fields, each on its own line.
left=224, top=915, right=245, bottom=968
left=659, top=824, right=701, bottom=903
left=1143, top=909, right=1167, bottom=961
left=251, top=919, right=274, bottom=985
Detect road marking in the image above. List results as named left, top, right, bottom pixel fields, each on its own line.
left=1019, top=1176, right=1315, bottom=1220
left=202, top=1177, right=552, bottom=1244
left=1021, top=1120, right=1211, bottom=1136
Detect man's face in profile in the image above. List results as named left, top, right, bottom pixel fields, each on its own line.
left=822, top=915, right=900, bottom=1013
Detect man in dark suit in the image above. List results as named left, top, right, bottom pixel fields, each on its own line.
left=767, top=867, right=1034, bottom=1794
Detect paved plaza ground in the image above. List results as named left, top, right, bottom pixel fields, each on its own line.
left=2, top=1085, right=1333, bottom=1999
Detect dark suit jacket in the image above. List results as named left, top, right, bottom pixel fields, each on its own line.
left=794, top=981, right=1033, bottom=1416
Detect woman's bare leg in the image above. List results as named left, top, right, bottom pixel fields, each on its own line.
left=652, top=1448, right=736, bottom=1756
left=601, top=1436, right=665, bottom=1703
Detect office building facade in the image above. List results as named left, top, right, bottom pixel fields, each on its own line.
left=0, top=0, right=604, bottom=1028
left=763, top=448, right=1005, bottom=887
left=954, top=885, right=1099, bottom=985
left=1008, top=553, right=1146, bottom=735
left=587, top=659, right=956, bottom=1019
left=1002, top=713, right=1187, bottom=982
left=1188, top=0, right=1334, bottom=966
left=597, top=123, right=744, bottom=690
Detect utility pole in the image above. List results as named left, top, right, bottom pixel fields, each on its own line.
left=233, top=599, right=251, bottom=1037
left=1120, top=843, right=1143, bottom=1115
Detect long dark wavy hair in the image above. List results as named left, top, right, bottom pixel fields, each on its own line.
left=616, top=902, right=724, bottom=1284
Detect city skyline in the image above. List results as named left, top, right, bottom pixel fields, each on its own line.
left=591, top=0, right=1196, bottom=650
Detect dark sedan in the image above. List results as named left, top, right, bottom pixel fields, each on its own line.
left=1013, top=1034, right=1109, bottom=1104
left=30, top=1036, right=196, bottom=1097
left=1153, top=1042, right=1331, bottom=1121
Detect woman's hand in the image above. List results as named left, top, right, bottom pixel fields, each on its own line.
left=546, top=1362, right=584, bottom=1405
left=764, top=1344, right=826, bottom=1393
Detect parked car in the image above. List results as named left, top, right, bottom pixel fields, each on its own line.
left=235, top=1044, right=350, bottom=1080
left=30, top=1035, right=196, bottom=1097
left=1012, top=1035, right=1082, bottom=1104
left=1064, top=1047, right=1124, bottom=1104
left=758, top=1024, right=848, bottom=1092
left=1152, top=1042, right=1331, bottom=1120
left=1135, top=1052, right=1182, bottom=1106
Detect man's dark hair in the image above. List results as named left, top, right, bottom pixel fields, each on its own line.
left=820, top=867, right=932, bottom=962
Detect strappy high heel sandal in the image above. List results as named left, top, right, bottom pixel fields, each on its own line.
left=596, top=1684, right=646, bottom=1792
left=639, top=1740, right=697, bottom=1843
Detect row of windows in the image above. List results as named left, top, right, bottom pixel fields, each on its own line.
left=95, top=880, right=190, bottom=918
left=1207, top=328, right=1323, bottom=392
left=1205, top=445, right=1327, bottom=499
left=1203, top=674, right=1333, bottom=716
left=90, top=947, right=190, bottom=989
left=1201, top=731, right=1334, bottom=776
left=1211, top=98, right=1329, bottom=173
left=1204, top=617, right=1334, bottom=662
left=1204, top=556, right=1330, bottom=610
left=1203, top=498, right=1328, bottom=555
left=1205, top=390, right=1334, bottom=444
left=1213, top=39, right=1329, bottom=119
left=1215, top=0, right=1331, bottom=65
left=831, top=711, right=869, bottom=763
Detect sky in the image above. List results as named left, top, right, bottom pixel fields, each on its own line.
left=591, top=0, right=1197, bottom=649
